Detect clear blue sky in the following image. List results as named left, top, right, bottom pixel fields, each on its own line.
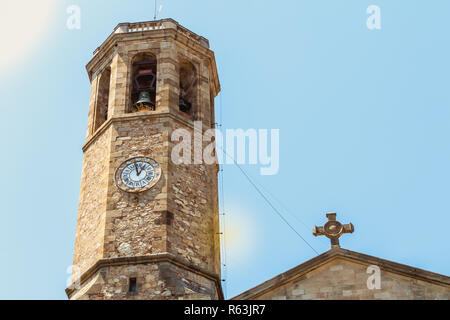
left=1, top=0, right=449, bottom=299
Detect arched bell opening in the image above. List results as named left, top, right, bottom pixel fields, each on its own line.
left=179, top=60, right=198, bottom=118
left=94, top=66, right=111, bottom=132
left=129, top=52, right=157, bottom=113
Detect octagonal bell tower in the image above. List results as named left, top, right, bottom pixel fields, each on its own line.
left=67, top=19, right=222, bottom=300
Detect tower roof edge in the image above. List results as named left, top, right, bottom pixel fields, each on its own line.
left=85, top=18, right=219, bottom=88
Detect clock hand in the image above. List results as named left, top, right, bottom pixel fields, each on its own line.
left=134, top=162, right=140, bottom=176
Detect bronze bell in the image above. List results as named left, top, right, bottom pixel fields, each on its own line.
left=133, top=91, right=155, bottom=112
left=179, top=97, right=192, bottom=113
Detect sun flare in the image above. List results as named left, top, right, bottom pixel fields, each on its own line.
left=221, top=207, right=258, bottom=263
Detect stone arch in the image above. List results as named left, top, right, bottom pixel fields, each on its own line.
left=129, top=52, right=157, bottom=113
left=179, top=60, right=199, bottom=118
left=93, top=66, right=111, bottom=132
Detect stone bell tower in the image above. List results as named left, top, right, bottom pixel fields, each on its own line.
left=66, top=19, right=222, bottom=300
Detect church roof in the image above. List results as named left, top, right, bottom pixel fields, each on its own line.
left=232, top=248, right=450, bottom=300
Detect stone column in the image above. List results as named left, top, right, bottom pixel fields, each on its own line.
left=156, top=41, right=179, bottom=112
left=86, top=76, right=100, bottom=137
left=108, top=48, right=129, bottom=116
left=198, top=60, right=212, bottom=127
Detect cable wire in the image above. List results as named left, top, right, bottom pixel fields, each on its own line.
left=217, top=91, right=228, bottom=297
left=219, top=146, right=320, bottom=256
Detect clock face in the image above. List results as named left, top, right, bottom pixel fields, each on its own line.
left=115, top=157, right=162, bottom=193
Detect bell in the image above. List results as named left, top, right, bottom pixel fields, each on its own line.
left=133, top=91, right=154, bottom=112
left=179, top=97, right=192, bottom=114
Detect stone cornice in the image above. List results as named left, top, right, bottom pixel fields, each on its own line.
left=82, top=111, right=197, bottom=152
left=92, top=19, right=209, bottom=58
left=66, top=253, right=224, bottom=300
left=232, top=248, right=450, bottom=300
left=85, top=18, right=220, bottom=96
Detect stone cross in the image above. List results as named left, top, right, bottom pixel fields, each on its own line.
left=313, top=213, right=354, bottom=249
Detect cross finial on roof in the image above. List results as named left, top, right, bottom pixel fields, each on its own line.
left=313, top=213, right=354, bottom=249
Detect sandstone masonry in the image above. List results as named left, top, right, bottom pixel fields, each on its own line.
left=68, top=19, right=222, bottom=300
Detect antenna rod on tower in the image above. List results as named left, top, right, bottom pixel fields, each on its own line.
left=154, top=0, right=157, bottom=20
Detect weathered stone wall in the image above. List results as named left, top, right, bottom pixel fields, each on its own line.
left=96, top=115, right=220, bottom=290
left=167, top=120, right=221, bottom=275
left=70, top=20, right=221, bottom=300
left=73, top=128, right=111, bottom=275
left=71, top=261, right=219, bottom=300
left=103, top=116, right=170, bottom=258
left=254, top=258, right=450, bottom=300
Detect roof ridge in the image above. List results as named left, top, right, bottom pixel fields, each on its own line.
left=232, top=248, right=450, bottom=300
